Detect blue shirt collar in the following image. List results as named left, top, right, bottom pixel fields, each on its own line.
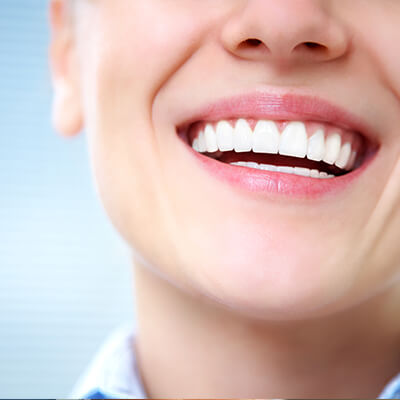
left=71, top=324, right=147, bottom=399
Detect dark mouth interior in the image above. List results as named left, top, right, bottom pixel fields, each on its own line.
left=208, top=150, right=352, bottom=175
left=203, top=151, right=349, bottom=176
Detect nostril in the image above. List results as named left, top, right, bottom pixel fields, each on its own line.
left=299, top=41, right=328, bottom=53
left=237, top=38, right=269, bottom=55
left=304, top=41, right=321, bottom=49
left=245, top=38, right=263, bottom=47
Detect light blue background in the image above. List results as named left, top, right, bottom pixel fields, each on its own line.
left=0, top=1, right=134, bottom=397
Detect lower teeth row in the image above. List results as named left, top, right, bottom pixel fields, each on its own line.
left=230, top=161, right=335, bottom=179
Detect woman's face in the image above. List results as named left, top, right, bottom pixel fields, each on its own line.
left=53, top=0, right=400, bottom=319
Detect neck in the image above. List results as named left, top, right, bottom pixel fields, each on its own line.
left=133, top=262, right=400, bottom=398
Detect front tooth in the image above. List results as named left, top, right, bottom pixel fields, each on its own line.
left=323, top=133, right=341, bottom=165
left=294, top=167, right=310, bottom=177
left=204, top=124, right=218, bottom=152
left=307, top=129, right=325, bottom=161
left=260, top=164, right=277, bottom=171
left=320, top=172, right=329, bottom=178
left=233, top=119, right=252, bottom=152
left=277, top=166, right=295, bottom=174
left=335, top=142, right=352, bottom=169
left=310, top=169, right=320, bottom=178
left=216, top=120, right=234, bottom=151
left=253, top=120, right=280, bottom=154
left=197, top=131, right=207, bottom=152
left=279, top=122, right=308, bottom=158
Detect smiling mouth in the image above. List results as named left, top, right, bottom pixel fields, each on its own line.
left=175, top=91, right=379, bottom=196
left=183, top=118, right=368, bottom=179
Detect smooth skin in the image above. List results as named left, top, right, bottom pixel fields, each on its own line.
left=50, top=0, right=400, bottom=397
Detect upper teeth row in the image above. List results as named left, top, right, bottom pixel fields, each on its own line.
left=192, top=119, right=357, bottom=170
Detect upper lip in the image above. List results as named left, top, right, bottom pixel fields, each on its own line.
left=176, top=88, right=378, bottom=147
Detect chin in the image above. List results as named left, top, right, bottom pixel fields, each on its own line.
left=182, top=226, right=356, bottom=321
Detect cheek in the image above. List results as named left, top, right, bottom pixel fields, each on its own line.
left=354, top=10, right=400, bottom=293
left=85, top=1, right=222, bottom=99
left=78, top=1, right=221, bottom=208
left=76, top=2, right=225, bottom=271
left=344, top=3, right=400, bottom=98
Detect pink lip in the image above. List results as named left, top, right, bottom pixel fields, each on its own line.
left=190, top=149, right=372, bottom=199
left=177, top=91, right=378, bottom=199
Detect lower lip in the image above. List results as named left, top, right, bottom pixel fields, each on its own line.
left=187, top=146, right=370, bottom=199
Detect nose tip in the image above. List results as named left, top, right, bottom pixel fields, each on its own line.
left=221, top=0, right=350, bottom=65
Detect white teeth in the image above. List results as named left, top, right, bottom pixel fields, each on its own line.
left=216, top=120, right=234, bottom=151
left=192, top=137, right=200, bottom=152
left=197, top=131, right=207, bottom=152
left=335, top=142, right=352, bottom=169
left=191, top=119, right=360, bottom=174
left=233, top=119, right=253, bottom=152
left=253, top=120, right=280, bottom=154
left=294, top=167, right=311, bottom=177
left=279, top=122, right=308, bottom=158
left=230, top=162, right=335, bottom=178
left=277, top=166, right=294, bottom=174
left=323, top=133, right=341, bottom=165
left=345, top=150, right=357, bottom=170
left=260, top=164, right=277, bottom=171
left=307, top=129, right=325, bottom=162
left=204, top=124, right=218, bottom=152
